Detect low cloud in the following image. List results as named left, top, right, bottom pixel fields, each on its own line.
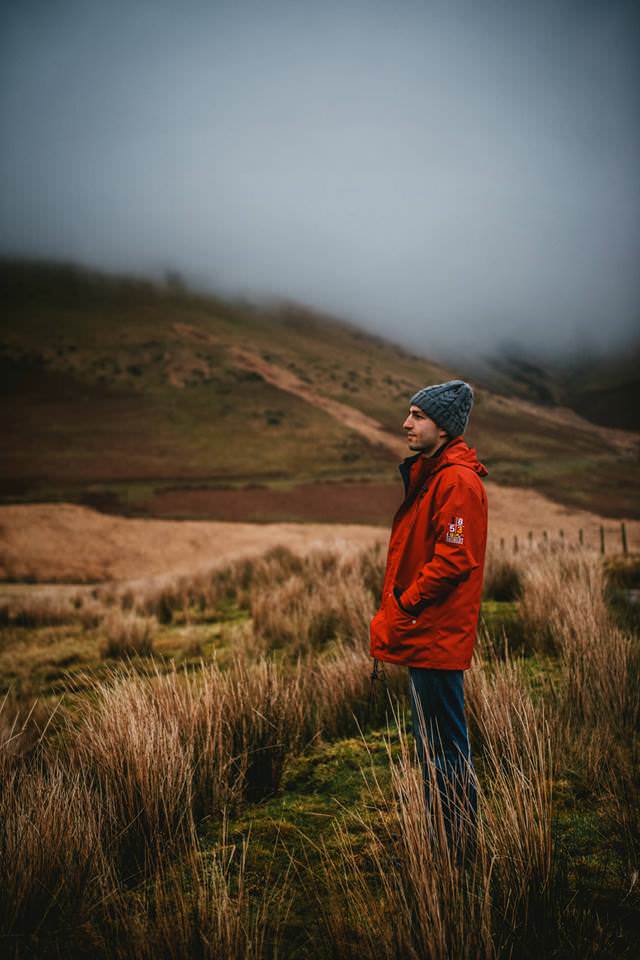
left=1, top=0, right=638, bottom=360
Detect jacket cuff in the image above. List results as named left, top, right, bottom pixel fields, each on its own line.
left=399, top=585, right=422, bottom=612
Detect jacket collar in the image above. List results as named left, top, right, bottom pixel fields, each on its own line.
left=398, top=435, right=488, bottom=497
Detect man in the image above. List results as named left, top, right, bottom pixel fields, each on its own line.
left=369, top=379, right=488, bottom=849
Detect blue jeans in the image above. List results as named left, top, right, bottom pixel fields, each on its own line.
left=409, top=667, right=477, bottom=850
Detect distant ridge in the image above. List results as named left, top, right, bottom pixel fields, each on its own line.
left=2, top=256, right=639, bottom=519
left=451, top=342, right=640, bottom=432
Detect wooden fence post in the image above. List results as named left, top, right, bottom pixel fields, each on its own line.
left=621, top=522, right=628, bottom=556
left=528, top=530, right=533, bottom=548
left=513, top=535, right=519, bottom=554
left=600, top=525, right=605, bottom=555
left=579, top=528, right=584, bottom=547
left=500, top=537, right=505, bottom=551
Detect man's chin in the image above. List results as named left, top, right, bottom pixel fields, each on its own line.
left=408, top=440, right=439, bottom=457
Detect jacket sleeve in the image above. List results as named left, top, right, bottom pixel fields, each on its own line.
left=399, top=472, right=486, bottom=610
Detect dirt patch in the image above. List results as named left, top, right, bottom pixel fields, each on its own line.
left=146, top=480, right=640, bottom=552
left=147, top=482, right=401, bottom=524
left=173, top=321, right=404, bottom=455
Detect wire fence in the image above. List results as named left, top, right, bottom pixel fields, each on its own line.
left=496, top=522, right=632, bottom=555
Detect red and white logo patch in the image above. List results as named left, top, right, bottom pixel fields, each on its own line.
left=446, top=515, right=465, bottom=545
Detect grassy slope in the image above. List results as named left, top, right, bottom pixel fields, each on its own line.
left=563, top=343, right=640, bottom=432
left=2, top=257, right=639, bottom=518
left=458, top=344, right=640, bottom=432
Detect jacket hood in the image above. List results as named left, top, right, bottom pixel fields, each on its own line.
left=431, top=435, right=488, bottom=478
left=399, top=435, right=488, bottom=496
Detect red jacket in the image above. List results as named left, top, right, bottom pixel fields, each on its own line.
left=369, top=436, right=488, bottom=670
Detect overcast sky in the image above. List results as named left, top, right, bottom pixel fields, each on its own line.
left=1, top=0, right=639, bottom=361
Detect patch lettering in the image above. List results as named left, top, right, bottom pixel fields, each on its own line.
left=445, top=515, right=465, bottom=545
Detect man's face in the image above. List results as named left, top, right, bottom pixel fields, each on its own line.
left=403, top=405, right=449, bottom=456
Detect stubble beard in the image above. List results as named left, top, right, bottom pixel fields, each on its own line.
left=416, top=435, right=448, bottom=458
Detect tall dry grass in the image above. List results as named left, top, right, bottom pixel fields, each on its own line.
left=66, top=656, right=303, bottom=868
left=2, top=541, right=638, bottom=958
left=318, top=661, right=556, bottom=959
left=0, top=692, right=64, bottom=766
left=99, top=610, right=157, bottom=658
left=115, top=545, right=308, bottom=624
left=544, top=555, right=639, bottom=733
left=1, top=635, right=397, bottom=956
left=0, top=589, right=104, bottom=628
left=517, top=546, right=640, bottom=891
left=600, top=744, right=640, bottom=882
left=68, top=643, right=399, bottom=849
left=101, top=543, right=385, bottom=644
left=517, top=547, right=601, bottom=652
left=482, top=544, right=523, bottom=602
left=466, top=657, right=555, bottom=929
left=0, top=735, right=287, bottom=959
left=0, top=751, right=107, bottom=954
left=0, top=541, right=384, bottom=654
left=90, top=821, right=289, bottom=960
left=516, top=548, right=639, bottom=774
left=250, top=560, right=377, bottom=653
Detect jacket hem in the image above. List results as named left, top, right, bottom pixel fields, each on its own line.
left=371, top=649, right=472, bottom=670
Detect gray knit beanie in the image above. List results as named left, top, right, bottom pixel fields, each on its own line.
left=409, top=379, right=474, bottom=437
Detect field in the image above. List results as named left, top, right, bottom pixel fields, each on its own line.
left=2, top=540, right=639, bottom=959
left=1, top=492, right=639, bottom=584
left=3, top=256, right=640, bottom=957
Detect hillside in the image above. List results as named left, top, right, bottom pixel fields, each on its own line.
left=453, top=342, right=640, bottom=432
left=563, top=344, right=640, bottom=432
left=2, top=257, right=640, bottom=519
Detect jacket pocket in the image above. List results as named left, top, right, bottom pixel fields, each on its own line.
left=389, top=590, right=419, bottom=624
left=382, top=590, right=427, bottom=650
